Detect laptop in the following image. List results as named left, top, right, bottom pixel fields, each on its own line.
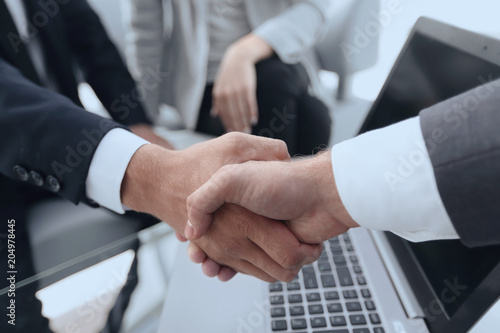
left=157, top=17, right=500, bottom=333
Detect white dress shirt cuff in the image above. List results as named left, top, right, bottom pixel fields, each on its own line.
left=86, top=128, right=149, bottom=214
left=331, top=117, right=459, bottom=242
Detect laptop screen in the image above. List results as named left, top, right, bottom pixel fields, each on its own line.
left=358, top=18, right=500, bottom=332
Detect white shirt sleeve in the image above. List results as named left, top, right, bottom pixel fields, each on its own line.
left=85, top=129, right=149, bottom=214
left=331, top=117, right=459, bottom=242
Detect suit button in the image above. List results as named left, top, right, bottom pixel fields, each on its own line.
left=13, top=165, right=29, bottom=181
left=30, top=171, right=44, bottom=186
left=46, top=175, right=61, bottom=192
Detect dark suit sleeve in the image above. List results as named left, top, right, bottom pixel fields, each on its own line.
left=59, top=0, right=152, bottom=126
left=0, top=58, right=126, bottom=204
left=420, top=79, right=500, bottom=247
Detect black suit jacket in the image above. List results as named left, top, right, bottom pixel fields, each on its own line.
left=0, top=0, right=151, bottom=206
left=420, top=79, right=500, bottom=247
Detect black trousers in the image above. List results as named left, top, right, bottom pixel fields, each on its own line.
left=196, top=57, right=332, bottom=156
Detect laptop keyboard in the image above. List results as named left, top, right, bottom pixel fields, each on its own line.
left=269, top=233, right=385, bottom=333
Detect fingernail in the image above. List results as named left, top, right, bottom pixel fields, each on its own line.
left=244, top=127, right=251, bottom=134
left=185, top=220, right=195, bottom=239
left=251, top=117, right=258, bottom=126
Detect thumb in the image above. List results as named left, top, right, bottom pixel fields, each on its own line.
left=185, top=165, right=241, bottom=240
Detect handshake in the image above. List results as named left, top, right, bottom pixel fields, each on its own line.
left=121, top=133, right=359, bottom=283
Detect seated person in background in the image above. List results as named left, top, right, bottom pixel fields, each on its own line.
left=125, top=0, right=333, bottom=156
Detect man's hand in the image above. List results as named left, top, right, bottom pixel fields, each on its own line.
left=121, top=133, right=322, bottom=282
left=185, top=152, right=359, bottom=245
left=212, top=34, right=273, bottom=134
left=129, top=123, right=175, bottom=150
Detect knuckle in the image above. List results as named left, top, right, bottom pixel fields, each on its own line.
left=280, top=269, right=299, bottom=283
left=279, top=252, right=303, bottom=270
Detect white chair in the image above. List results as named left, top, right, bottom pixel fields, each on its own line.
left=315, top=0, right=380, bottom=100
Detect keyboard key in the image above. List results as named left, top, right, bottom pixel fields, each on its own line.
left=307, top=292, right=321, bottom=302
left=271, top=307, right=286, bottom=317
left=315, top=330, right=348, bottom=333
left=318, top=262, right=332, bottom=272
left=308, top=304, right=324, bottom=314
left=270, top=295, right=284, bottom=305
left=287, top=282, right=301, bottom=291
left=333, top=255, right=347, bottom=265
left=365, top=301, right=376, bottom=310
left=325, top=291, right=339, bottom=300
left=271, top=320, right=287, bottom=331
left=288, top=294, right=303, bottom=303
left=303, top=267, right=318, bottom=289
left=290, top=306, right=305, bottom=316
left=346, top=302, right=362, bottom=312
left=310, top=317, right=327, bottom=328
left=353, top=265, right=363, bottom=274
left=330, top=315, right=347, bottom=326
left=346, top=244, right=355, bottom=252
left=329, top=236, right=340, bottom=243
left=343, top=290, right=358, bottom=299
left=350, top=255, right=359, bottom=263
left=353, top=329, right=370, bottom=333
left=337, top=267, right=353, bottom=286
left=369, top=313, right=381, bottom=324
left=327, top=303, right=343, bottom=313
left=361, top=289, right=371, bottom=298
left=269, top=283, right=283, bottom=292
left=373, top=327, right=386, bottom=333
left=319, top=250, right=330, bottom=261
left=321, top=274, right=336, bottom=287
left=330, top=244, right=343, bottom=253
left=291, top=318, right=307, bottom=330
left=350, top=314, right=367, bottom=325
left=343, top=234, right=350, bottom=242
left=357, top=276, right=367, bottom=285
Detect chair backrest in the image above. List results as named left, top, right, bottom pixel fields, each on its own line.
left=315, top=0, right=380, bottom=76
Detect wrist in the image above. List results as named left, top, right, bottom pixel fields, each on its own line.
left=303, top=153, right=359, bottom=229
left=228, top=34, right=274, bottom=64
left=120, top=144, right=186, bottom=230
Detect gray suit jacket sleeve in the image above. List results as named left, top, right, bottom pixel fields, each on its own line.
left=420, top=79, right=500, bottom=247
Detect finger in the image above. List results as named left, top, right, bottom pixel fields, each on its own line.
left=201, top=258, right=221, bottom=278
left=235, top=92, right=252, bottom=134
left=248, top=219, right=323, bottom=270
left=230, top=258, right=276, bottom=283
left=241, top=238, right=302, bottom=282
left=221, top=97, right=242, bottom=133
left=186, top=165, right=240, bottom=240
left=176, top=232, right=187, bottom=242
left=229, top=133, right=290, bottom=163
left=187, top=242, right=207, bottom=264
left=246, top=90, right=259, bottom=127
left=217, top=266, right=238, bottom=282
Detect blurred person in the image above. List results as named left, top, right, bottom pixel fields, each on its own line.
left=125, top=0, right=333, bottom=156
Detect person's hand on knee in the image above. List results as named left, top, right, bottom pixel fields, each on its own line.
left=212, top=34, right=273, bottom=134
